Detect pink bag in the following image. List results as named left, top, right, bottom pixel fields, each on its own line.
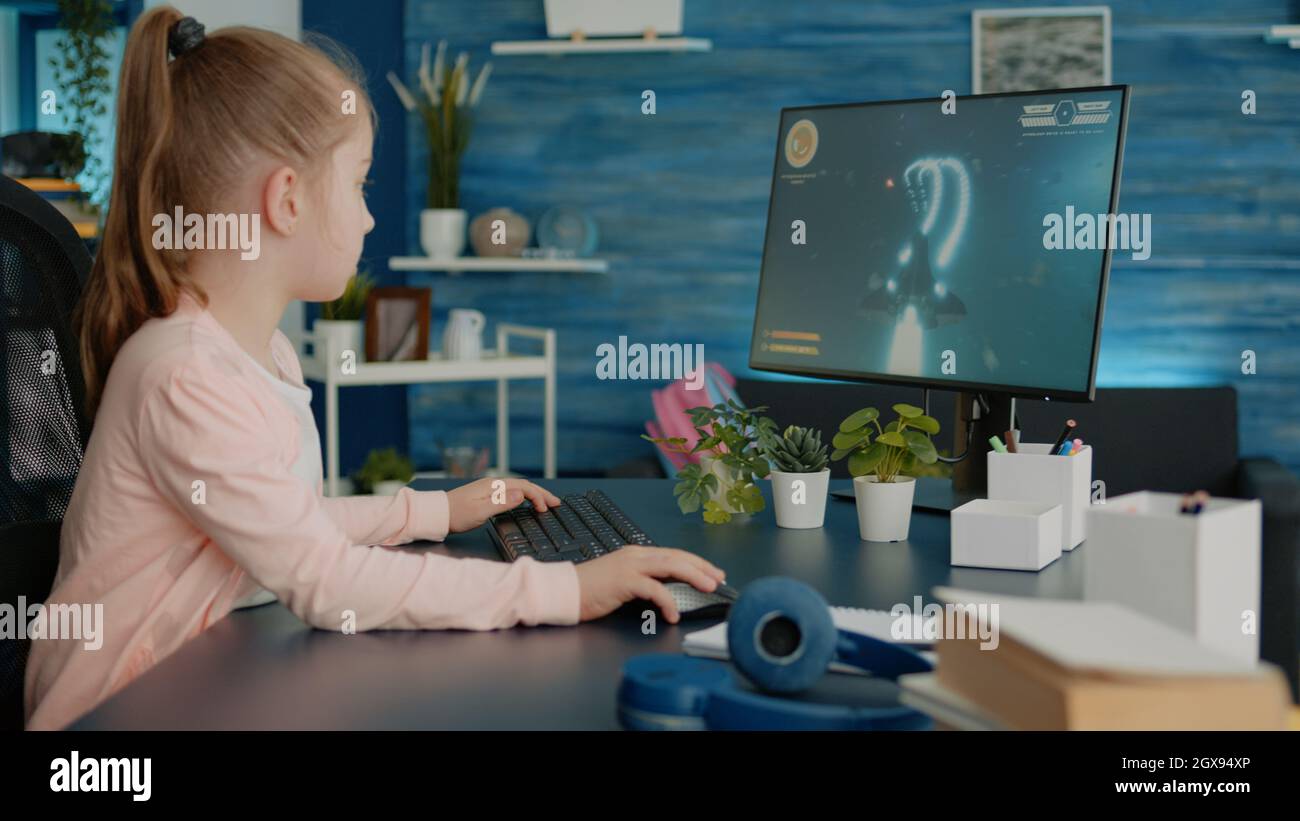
left=644, top=362, right=744, bottom=478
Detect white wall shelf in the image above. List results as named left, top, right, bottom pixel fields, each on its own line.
left=1264, top=25, right=1300, bottom=47
left=389, top=256, right=609, bottom=275
left=491, top=36, right=711, bottom=56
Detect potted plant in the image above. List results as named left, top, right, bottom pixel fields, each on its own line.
left=352, top=448, right=415, bottom=496
left=831, top=403, right=940, bottom=542
left=388, top=42, right=493, bottom=259
left=642, top=399, right=776, bottom=525
left=49, top=0, right=114, bottom=212
left=314, top=271, right=374, bottom=362
left=759, top=424, right=830, bottom=529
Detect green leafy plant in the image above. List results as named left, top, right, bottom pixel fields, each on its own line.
left=831, top=403, right=940, bottom=483
left=760, top=424, right=829, bottom=474
left=320, top=271, right=375, bottom=321
left=387, top=42, right=493, bottom=209
left=352, top=448, right=414, bottom=495
left=642, top=399, right=777, bottom=524
left=49, top=0, right=114, bottom=209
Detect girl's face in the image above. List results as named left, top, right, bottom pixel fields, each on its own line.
left=293, top=118, right=375, bottom=302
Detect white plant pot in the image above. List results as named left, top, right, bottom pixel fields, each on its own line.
left=699, top=454, right=746, bottom=517
left=853, top=475, right=916, bottom=542
left=313, top=319, right=363, bottom=362
left=372, top=480, right=408, bottom=496
left=769, top=468, right=829, bottom=529
left=420, top=208, right=467, bottom=259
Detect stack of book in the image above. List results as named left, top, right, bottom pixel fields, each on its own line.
left=900, top=588, right=1291, bottom=731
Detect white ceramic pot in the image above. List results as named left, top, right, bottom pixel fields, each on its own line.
left=372, top=480, right=408, bottom=496
left=853, top=475, right=916, bottom=542
left=769, top=468, right=829, bottom=529
left=699, top=454, right=745, bottom=516
left=313, top=319, right=363, bottom=361
left=420, top=208, right=467, bottom=259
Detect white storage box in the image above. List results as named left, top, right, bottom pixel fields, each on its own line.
left=544, top=0, right=684, bottom=38
left=1085, top=491, right=1261, bottom=664
left=951, top=499, right=1063, bottom=571
left=988, top=443, right=1091, bottom=550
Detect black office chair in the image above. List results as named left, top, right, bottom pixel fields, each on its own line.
left=0, top=173, right=93, bottom=730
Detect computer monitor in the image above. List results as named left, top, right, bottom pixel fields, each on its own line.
left=749, top=85, right=1130, bottom=403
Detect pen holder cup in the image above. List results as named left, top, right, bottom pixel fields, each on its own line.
left=987, top=443, right=1091, bottom=550
left=1085, top=491, right=1261, bottom=664
left=951, top=499, right=1063, bottom=571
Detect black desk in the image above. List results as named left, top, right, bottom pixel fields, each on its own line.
left=72, top=478, right=1086, bottom=730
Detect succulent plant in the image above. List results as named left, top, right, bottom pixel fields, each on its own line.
left=762, top=424, right=829, bottom=474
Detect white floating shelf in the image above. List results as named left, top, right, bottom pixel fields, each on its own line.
left=1264, top=24, right=1300, bottom=44
left=389, top=256, right=609, bottom=274
left=491, top=36, right=711, bottom=56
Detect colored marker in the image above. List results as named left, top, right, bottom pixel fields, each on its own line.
left=989, top=435, right=1008, bottom=454
left=1050, top=419, right=1077, bottom=455
left=1004, top=430, right=1018, bottom=453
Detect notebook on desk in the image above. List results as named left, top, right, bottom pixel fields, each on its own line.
left=682, top=606, right=936, bottom=675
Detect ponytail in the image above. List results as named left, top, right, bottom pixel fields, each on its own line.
left=77, top=6, right=186, bottom=417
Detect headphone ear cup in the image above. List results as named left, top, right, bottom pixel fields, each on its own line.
left=726, top=577, right=837, bottom=694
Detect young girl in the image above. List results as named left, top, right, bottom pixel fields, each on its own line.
left=24, top=6, right=724, bottom=731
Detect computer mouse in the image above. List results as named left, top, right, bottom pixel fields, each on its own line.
left=661, top=581, right=740, bottom=620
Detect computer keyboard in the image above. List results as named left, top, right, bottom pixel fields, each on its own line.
left=488, top=489, right=741, bottom=616
left=488, top=489, right=656, bottom=563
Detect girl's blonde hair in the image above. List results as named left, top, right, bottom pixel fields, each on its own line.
left=77, top=5, right=372, bottom=416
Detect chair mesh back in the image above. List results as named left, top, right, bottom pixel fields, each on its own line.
left=0, top=177, right=91, bottom=525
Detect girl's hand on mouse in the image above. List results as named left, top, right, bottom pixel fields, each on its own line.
left=446, top=477, right=562, bottom=534
left=574, top=546, right=727, bottom=624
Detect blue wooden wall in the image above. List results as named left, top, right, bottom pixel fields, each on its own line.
left=395, top=0, right=1300, bottom=476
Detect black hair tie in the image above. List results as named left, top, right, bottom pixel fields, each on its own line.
left=168, top=16, right=206, bottom=58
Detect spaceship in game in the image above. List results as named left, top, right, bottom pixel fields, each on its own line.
left=861, top=230, right=967, bottom=329
left=861, top=156, right=969, bottom=329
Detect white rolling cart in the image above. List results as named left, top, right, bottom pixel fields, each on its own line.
left=297, top=323, right=557, bottom=496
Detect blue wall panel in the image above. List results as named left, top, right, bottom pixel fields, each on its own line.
left=388, top=0, right=1300, bottom=475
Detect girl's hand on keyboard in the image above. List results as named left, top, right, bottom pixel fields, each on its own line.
left=574, top=546, right=727, bottom=624
left=447, top=478, right=563, bottom=533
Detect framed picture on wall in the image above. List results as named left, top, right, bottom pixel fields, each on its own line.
left=972, top=6, right=1112, bottom=94
left=365, top=287, right=432, bottom=362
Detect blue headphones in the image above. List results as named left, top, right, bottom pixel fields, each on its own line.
left=617, top=577, right=934, bottom=730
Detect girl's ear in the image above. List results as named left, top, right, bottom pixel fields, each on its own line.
left=261, top=165, right=300, bottom=237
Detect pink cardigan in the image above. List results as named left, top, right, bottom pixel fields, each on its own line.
left=24, top=293, right=580, bottom=730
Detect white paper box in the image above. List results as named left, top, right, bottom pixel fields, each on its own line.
left=988, top=443, right=1091, bottom=550
left=951, top=499, right=1063, bottom=571
left=544, top=0, right=684, bottom=38
left=1085, top=491, right=1261, bottom=664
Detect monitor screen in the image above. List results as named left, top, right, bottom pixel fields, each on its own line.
left=748, top=86, right=1129, bottom=400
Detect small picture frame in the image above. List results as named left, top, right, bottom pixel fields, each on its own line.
left=365, top=287, right=431, bottom=362
left=972, top=6, right=1112, bottom=95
